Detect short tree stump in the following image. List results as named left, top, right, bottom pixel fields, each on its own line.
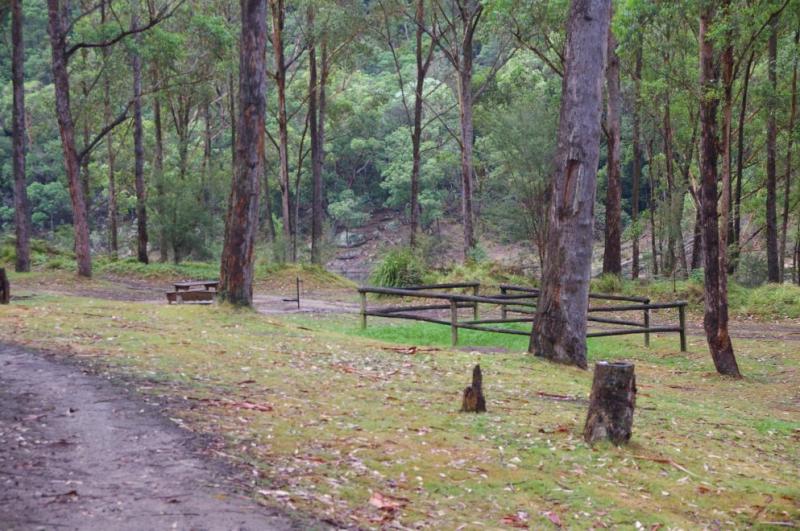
left=583, top=361, right=636, bottom=445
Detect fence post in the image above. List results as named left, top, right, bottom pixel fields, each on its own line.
left=450, top=299, right=459, bottom=347
left=360, top=291, right=367, bottom=330
left=643, top=298, right=650, bottom=347
left=678, top=303, right=687, bottom=352
left=500, top=286, right=507, bottom=320
left=472, top=284, right=479, bottom=320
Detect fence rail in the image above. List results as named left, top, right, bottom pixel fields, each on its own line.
left=358, top=282, right=687, bottom=351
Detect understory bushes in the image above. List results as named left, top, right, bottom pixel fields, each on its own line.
left=369, top=248, right=428, bottom=287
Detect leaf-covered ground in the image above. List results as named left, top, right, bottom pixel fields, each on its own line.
left=0, top=276, right=798, bottom=529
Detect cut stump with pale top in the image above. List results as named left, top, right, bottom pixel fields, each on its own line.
left=583, top=361, right=636, bottom=445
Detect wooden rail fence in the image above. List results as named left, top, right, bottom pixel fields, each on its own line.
left=358, top=282, right=687, bottom=351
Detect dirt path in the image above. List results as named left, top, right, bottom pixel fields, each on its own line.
left=0, top=344, right=317, bottom=531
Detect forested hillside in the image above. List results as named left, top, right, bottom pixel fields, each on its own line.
left=0, top=0, right=798, bottom=285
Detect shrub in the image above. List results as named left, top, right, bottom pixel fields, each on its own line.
left=369, top=248, right=427, bottom=287
left=592, top=273, right=622, bottom=293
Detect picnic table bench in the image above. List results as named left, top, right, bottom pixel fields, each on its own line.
left=166, top=280, right=219, bottom=304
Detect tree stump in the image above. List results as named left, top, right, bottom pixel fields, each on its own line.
left=0, top=268, right=9, bottom=304
left=460, top=364, right=486, bottom=413
left=583, top=361, right=636, bottom=445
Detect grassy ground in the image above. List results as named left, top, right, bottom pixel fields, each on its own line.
left=0, top=284, right=798, bottom=529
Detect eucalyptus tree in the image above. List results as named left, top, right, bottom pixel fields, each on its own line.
left=530, top=0, right=611, bottom=369
left=11, top=0, right=31, bottom=272
left=219, top=0, right=267, bottom=306
left=698, top=2, right=741, bottom=377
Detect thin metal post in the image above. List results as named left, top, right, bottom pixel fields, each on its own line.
left=678, top=304, right=687, bottom=352
left=296, top=277, right=301, bottom=309
left=360, top=292, right=367, bottom=329
left=450, top=299, right=459, bottom=346
left=643, top=298, right=650, bottom=347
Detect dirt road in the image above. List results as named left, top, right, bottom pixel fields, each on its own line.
left=0, top=344, right=316, bottom=531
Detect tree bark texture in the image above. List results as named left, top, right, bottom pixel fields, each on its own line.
left=456, top=5, right=479, bottom=260
left=309, top=7, right=323, bottom=265
left=102, top=1, right=118, bottom=259
left=583, top=361, right=636, bottom=445
left=631, top=35, right=643, bottom=280
left=47, top=0, right=93, bottom=278
left=269, top=0, right=294, bottom=261
left=410, top=0, right=432, bottom=247
left=0, top=268, right=9, bottom=304
left=131, top=3, right=149, bottom=264
left=732, top=51, right=754, bottom=273
left=11, top=0, right=31, bottom=273
left=766, top=16, right=780, bottom=282
left=602, top=28, right=622, bottom=276
left=529, top=0, right=611, bottom=369
left=219, top=0, right=267, bottom=306
left=698, top=7, right=741, bottom=377
left=152, top=71, right=168, bottom=263
left=780, top=30, right=798, bottom=283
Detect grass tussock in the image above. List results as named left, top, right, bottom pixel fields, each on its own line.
left=0, top=292, right=797, bottom=529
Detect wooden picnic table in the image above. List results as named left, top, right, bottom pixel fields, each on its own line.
left=174, top=280, right=219, bottom=292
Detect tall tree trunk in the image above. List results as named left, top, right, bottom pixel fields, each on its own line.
left=309, top=7, right=323, bottom=265
left=731, top=50, right=755, bottom=273
left=779, top=30, right=798, bottom=283
left=646, top=139, right=659, bottom=276
left=102, top=1, right=118, bottom=259
left=409, top=0, right=429, bottom=247
left=663, top=92, right=677, bottom=274
left=631, top=35, right=643, bottom=280
left=11, top=0, right=31, bottom=273
left=80, top=45, right=92, bottom=219
left=718, top=7, right=733, bottom=315
left=529, top=0, right=611, bottom=369
left=457, top=25, right=477, bottom=260
left=219, top=0, right=267, bottom=306
left=152, top=73, right=167, bottom=262
left=269, top=0, right=294, bottom=261
left=263, top=158, right=276, bottom=242
left=698, top=5, right=741, bottom=377
left=131, top=2, right=149, bottom=264
left=47, top=0, right=93, bottom=278
left=602, top=28, right=622, bottom=276
left=766, top=15, right=780, bottom=282
left=691, top=206, right=703, bottom=270
left=229, top=73, right=237, bottom=168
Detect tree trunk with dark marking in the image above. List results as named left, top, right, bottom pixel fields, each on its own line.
left=698, top=6, right=741, bottom=377
left=766, top=15, right=780, bottom=283
left=529, top=0, right=611, bottom=369
left=602, top=27, right=622, bottom=276
left=219, top=0, right=267, bottom=306
left=0, top=268, right=9, bottom=304
left=584, top=361, right=636, bottom=445
left=780, top=30, right=798, bottom=283
left=631, top=35, right=642, bottom=280
left=131, top=2, right=149, bottom=264
left=11, top=0, right=31, bottom=273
